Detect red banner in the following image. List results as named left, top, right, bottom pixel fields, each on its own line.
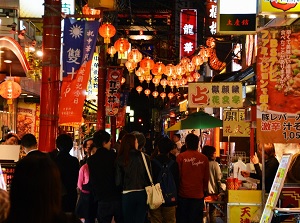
left=180, top=9, right=197, bottom=58
left=205, top=0, right=217, bottom=36
left=59, top=61, right=93, bottom=124
left=105, top=67, right=123, bottom=116
left=116, top=107, right=126, bottom=128
left=257, top=26, right=300, bottom=143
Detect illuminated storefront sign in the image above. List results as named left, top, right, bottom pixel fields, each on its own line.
left=188, top=82, right=243, bottom=108
left=257, top=26, right=300, bottom=143
left=19, top=0, right=74, bottom=18
left=260, top=1, right=300, bottom=14
left=205, top=0, right=217, bottom=36
left=223, top=109, right=250, bottom=137
left=217, top=0, right=257, bottom=34
left=180, top=9, right=197, bottom=58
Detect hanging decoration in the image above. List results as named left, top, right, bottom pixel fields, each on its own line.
left=0, top=77, right=22, bottom=104
left=99, top=22, right=116, bottom=44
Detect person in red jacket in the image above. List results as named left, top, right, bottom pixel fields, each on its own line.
left=176, top=133, right=209, bottom=223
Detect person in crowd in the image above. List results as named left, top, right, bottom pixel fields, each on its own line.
left=21, top=133, right=45, bottom=157
left=115, top=133, right=151, bottom=223
left=131, top=131, right=146, bottom=152
left=149, top=136, right=179, bottom=223
left=176, top=133, right=209, bottom=223
left=241, top=143, right=279, bottom=193
left=202, top=145, right=223, bottom=223
left=0, top=189, right=9, bottom=223
left=88, top=130, right=122, bottom=223
left=76, top=143, right=98, bottom=223
left=5, top=154, right=81, bottom=223
left=54, top=134, right=80, bottom=213
left=114, top=129, right=128, bottom=154
left=1, top=133, right=20, bottom=145
left=144, top=132, right=153, bottom=156
left=172, top=133, right=182, bottom=152
left=80, top=138, right=93, bottom=166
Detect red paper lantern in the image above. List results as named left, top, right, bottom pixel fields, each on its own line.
left=114, top=38, right=130, bottom=54
left=128, top=49, right=143, bottom=63
left=0, top=79, right=22, bottom=99
left=99, top=23, right=116, bottom=44
left=140, top=57, right=155, bottom=74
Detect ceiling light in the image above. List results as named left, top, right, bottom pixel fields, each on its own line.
left=269, top=15, right=276, bottom=19
left=27, top=95, right=33, bottom=98
left=4, top=60, right=12, bottom=63
left=128, top=35, right=153, bottom=40
left=290, top=14, right=298, bottom=19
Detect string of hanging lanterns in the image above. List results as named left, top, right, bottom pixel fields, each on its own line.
left=99, top=22, right=226, bottom=100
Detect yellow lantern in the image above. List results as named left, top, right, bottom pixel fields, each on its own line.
left=187, top=75, right=194, bottom=82
left=107, top=46, right=117, bottom=57
left=165, top=64, right=175, bottom=77
left=0, top=78, right=22, bottom=104
left=160, top=92, right=166, bottom=99
left=144, top=75, right=152, bottom=84
left=121, top=77, right=126, bottom=85
left=144, top=89, right=151, bottom=97
left=128, top=49, right=143, bottom=63
left=168, top=92, right=174, bottom=100
left=136, top=86, right=143, bottom=94
left=152, top=77, right=160, bottom=86
left=135, top=67, right=144, bottom=77
left=180, top=57, right=190, bottom=65
left=152, top=91, right=159, bottom=98
left=175, top=64, right=186, bottom=76
left=193, top=71, right=201, bottom=80
left=160, top=78, right=168, bottom=89
left=99, top=23, right=116, bottom=44
left=125, top=61, right=137, bottom=73
left=192, top=55, right=204, bottom=70
left=138, top=76, right=145, bottom=83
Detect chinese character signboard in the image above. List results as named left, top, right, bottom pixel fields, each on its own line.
left=105, top=67, right=123, bottom=116
left=205, top=0, right=217, bottom=36
left=217, top=0, right=257, bottom=34
left=86, top=53, right=99, bottom=101
left=259, top=1, right=300, bottom=14
left=188, top=82, right=243, bottom=108
left=180, top=9, right=197, bottom=58
left=257, top=26, right=300, bottom=143
left=223, top=109, right=250, bottom=137
left=59, top=19, right=100, bottom=125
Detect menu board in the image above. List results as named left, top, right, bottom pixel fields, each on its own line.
left=260, top=153, right=293, bottom=223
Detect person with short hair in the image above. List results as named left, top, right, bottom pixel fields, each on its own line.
left=88, top=130, right=122, bottom=223
left=21, top=133, right=45, bottom=158
left=54, top=134, right=80, bottom=213
left=171, top=133, right=182, bottom=156
left=176, top=133, right=209, bottom=223
left=241, top=143, right=279, bottom=193
left=149, top=136, right=179, bottom=223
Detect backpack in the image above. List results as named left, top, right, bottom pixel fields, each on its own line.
left=153, top=159, right=177, bottom=205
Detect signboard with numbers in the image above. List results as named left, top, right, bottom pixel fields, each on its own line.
left=257, top=26, right=300, bottom=143
left=260, top=154, right=293, bottom=223
left=188, top=82, right=243, bottom=108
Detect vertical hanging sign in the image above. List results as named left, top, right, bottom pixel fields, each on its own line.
left=205, top=0, right=217, bottom=36
left=180, top=9, right=197, bottom=59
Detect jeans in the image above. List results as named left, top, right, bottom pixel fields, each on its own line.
left=122, top=190, right=148, bottom=223
left=97, top=200, right=122, bottom=223
left=177, top=196, right=204, bottom=223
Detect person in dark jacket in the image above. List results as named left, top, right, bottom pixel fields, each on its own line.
left=6, top=154, right=81, bottom=223
left=241, top=143, right=279, bottom=193
left=149, top=136, right=179, bottom=223
left=115, top=133, right=151, bottom=223
left=87, top=130, right=122, bottom=223
left=54, top=134, right=80, bottom=213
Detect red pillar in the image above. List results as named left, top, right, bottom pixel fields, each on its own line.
left=39, top=0, right=61, bottom=152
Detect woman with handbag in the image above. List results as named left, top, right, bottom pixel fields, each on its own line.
left=115, top=133, right=152, bottom=223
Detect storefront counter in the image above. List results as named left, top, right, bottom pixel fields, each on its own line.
left=227, top=190, right=262, bottom=222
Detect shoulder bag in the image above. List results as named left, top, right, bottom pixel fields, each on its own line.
left=141, top=152, right=165, bottom=209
